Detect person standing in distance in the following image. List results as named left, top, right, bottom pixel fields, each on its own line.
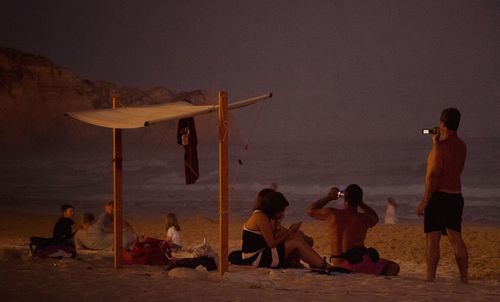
left=417, top=107, right=468, bottom=283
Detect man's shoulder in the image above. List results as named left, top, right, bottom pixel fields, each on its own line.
left=325, top=207, right=342, bottom=215
left=440, top=136, right=466, bottom=147
left=329, top=208, right=356, bottom=220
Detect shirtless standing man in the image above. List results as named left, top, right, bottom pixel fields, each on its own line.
left=417, top=107, right=468, bottom=283
left=308, top=184, right=400, bottom=275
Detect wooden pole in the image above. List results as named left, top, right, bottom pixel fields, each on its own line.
left=218, top=91, right=229, bottom=275
left=112, top=97, right=123, bottom=269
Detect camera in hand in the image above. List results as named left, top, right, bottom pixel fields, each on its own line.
left=421, top=127, right=438, bottom=135
left=337, top=190, right=345, bottom=198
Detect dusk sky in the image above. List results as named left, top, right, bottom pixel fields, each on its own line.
left=1, top=0, right=499, bottom=142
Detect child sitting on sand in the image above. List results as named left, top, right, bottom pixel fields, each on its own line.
left=165, top=213, right=182, bottom=252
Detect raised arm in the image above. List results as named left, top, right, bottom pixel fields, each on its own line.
left=359, top=201, right=379, bottom=227
left=307, top=187, right=339, bottom=220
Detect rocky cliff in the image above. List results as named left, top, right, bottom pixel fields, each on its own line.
left=0, top=47, right=218, bottom=158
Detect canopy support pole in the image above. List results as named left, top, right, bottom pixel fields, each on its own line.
left=113, top=97, right=123, bottom=269
left=218, top=91, right=229, bottom=275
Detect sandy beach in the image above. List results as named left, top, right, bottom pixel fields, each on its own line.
left=1, top=211, right=499, bottom=302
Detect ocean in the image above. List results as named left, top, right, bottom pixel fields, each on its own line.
left=1, top=137, right=499, bottom=225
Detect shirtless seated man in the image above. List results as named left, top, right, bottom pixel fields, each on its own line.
left=307, top=184, right=400, bottom=276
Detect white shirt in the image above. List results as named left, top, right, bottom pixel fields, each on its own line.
left=166, top=226, right=181, bottom=246
left=384, top=204, right=398, bottom=224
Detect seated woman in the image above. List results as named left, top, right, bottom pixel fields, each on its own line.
left=254, top=188, right=314, bottom=268
left=242, top=190, right=331, bottom=270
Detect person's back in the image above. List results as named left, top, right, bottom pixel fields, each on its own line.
left=435, top=136, right=466, bottom=193
left=327, top=208, right=372, bottom=256
left=165, top=213, right=182, bottom=251
left=308, top=184, right=400, bottom=275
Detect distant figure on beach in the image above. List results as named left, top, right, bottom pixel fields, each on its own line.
left=308, top=185, right=400, bottom=275
left=270, top=182, right=278, bottom=191
left=417, top=107, right=468, bottom=283
left=242, top=189, right=333, bottom=271
left=29, top=204, right=76, bottom=257
left=165, top=213, right=182, bottom=252
left=384, top=197, right=398, bottom=224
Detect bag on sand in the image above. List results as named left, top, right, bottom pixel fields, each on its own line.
left=123, top=237, right=172, bottom=266
left=167, top=256, right=218, bottom=271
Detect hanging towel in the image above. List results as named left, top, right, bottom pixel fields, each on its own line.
left=177, top=117, right=199, bottom=184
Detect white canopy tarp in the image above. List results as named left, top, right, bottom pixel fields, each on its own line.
left=66, top=93, right=272, bottom=129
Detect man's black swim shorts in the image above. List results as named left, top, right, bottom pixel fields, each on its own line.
left=424, top=191, right=464, bottom=234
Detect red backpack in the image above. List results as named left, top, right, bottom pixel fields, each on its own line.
left=123, top=237, right=172, bottom=265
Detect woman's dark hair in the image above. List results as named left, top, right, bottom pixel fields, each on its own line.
left=253, top=188, right=276, bottom=211
left=166, top=212, right=181, bottom=231
left=440, top=107, right=461, bottom=131
left=345, top=184, right=363, bottom=208
left=255, top=190, right=289, bottom=218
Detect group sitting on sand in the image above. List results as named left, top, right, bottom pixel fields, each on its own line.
left=239, top=185, right=400, bottom=276
left=33, top=201, right=187, bottom=254
left=30, top=201, right=137, bottom=257
left=74, top=201, right=137, bottom=251
left=29, top=202, right=218, bottom=270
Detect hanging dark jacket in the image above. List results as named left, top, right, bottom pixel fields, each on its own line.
left=177, top=117, right=199, bottom=184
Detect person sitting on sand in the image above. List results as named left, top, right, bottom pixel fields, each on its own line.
left=74, top=202, right=137, bottom=251
left=80, top=212, right=95, bottom=232
left=254, top=188, right=314, bottom=268
left=74, top=212, right=112, bottom=250
left=165, top=212, right=182, bottom=252
left=384, top=197, right=398, bottom=224
left=242, top=190, right=333, bottom=271
left=29, top=204, right=76, bottom=257
left=52, top=204, right=76, bottom=243
left=96, top=201, right=114, bottom=234
left=308, top=184, right=400, bottom=276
